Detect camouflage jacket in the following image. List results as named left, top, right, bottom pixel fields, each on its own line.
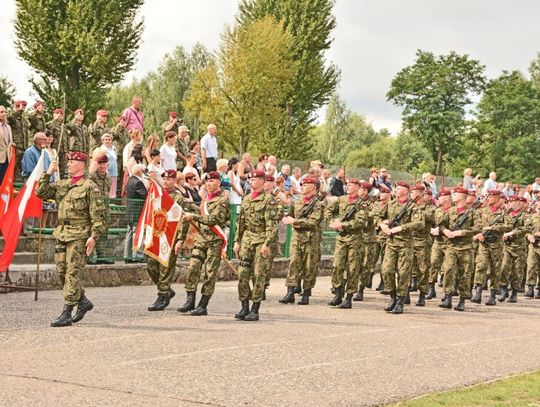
left=502, top=209, right=528, bottom=249
left=66, top=121, right=89, bottom=154
left=234, top=191, right=278, bottom=247
left=440, top=205, right=480, bottom=250
left=432, top=205, right=451, bottom=244
left=477, top=204, right=511, bottom=245
left=7, top=110, right=30, bottom=151
left=412, top=202, right=436, bottom=244
left=111, top=124, right=129, bottom=153
left=46, top=119, right=66, bottom=152
left=524, top=211, right=540, bottom=249
left=36, top=173, right=106, bottom=242
left=325, top=194, right=368, bottom=243
left=374, top=197, right=424, bottom=247
left=191, top=191, right=230, bottom=244
left=88, top=122, right=110, bottom=149
left=289, top=194, right=324, bottom=244
left=28, top=112, right=46, bottom=134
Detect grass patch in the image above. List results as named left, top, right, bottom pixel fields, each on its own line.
left=392, top=371, right=540, bottom=406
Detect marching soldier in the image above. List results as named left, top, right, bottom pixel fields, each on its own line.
left=357, top=183, right=377, bottom=298
left=326, top=179, right=369, bottom=308
left=88, top=154, right=112, bottom=264
left=279, top=177, right=324, bottom=305
left=524, top=198, right=540, bottom=298
left=66, top=109, right=89, bottom=154
left=8, top=100, right=30, bottom=181
left=28, top=101, right=46, bottom=134
left=375, top=181, right=424, bottom=314
left=88, top=109, right=110, bottom=150
left=177, top=171, right=229, bottom=316
left=36, top=152, right=106, bottom=327
left=234, top=170, right=278, bottom=321
left=374, top=184, right=392, bottom=292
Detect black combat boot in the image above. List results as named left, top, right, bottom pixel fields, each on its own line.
left=439, top=293, right=452, bottom=309
left=535, top=287, right=540, bottom=299
left=454, top=297, right=466, bottom=311
left=279, top=286, right=295, bottom=304
left=297, top=288, right=311, bottom=305
left=164, top=288, right=175, bottom=307
left=508, top=289, right=518, bottom=303
left=367, top=273, right=374, bottom=289
left=235, top=299, right=250, bottom=320
left=410, top=276, right=418, bottom=292
left=384, top=291, right=397, bottom=312
left=178, top=291, right=196, bottom=313
left=72, top=295, right=94, bottom=323
left=190, top=295, right=211, bottom=316
left=485, top=289, right=497, bottom=306
left=353, top=286, right=364, bottom=302
left=148, top=294, right=169, bottom=311
left=244, top=302, right=260, bottom=321
left=293, top=283, right=302, bottom=294
left=338, top=293, right=353, bottom=309
left=525, top=285, right=534, bottom=298
left=471, top=286, right=482, bottom=304
left=328, top=287, right=343, bottom=306
left=51, top=304, right=74, bottom=327
left=391, top=296, right=405, bottom=314
left=426, top=283, right=436, bottom=300
left=416, top=291, right=426, bottom=307
left=376, top=279, right=384, bottom=292
left=498, top=286, right=508, bottom=302
left=404, top=290, right=411, bottom=305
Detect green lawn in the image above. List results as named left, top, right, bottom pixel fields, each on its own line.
left=392, top=371, right=540, bottom=406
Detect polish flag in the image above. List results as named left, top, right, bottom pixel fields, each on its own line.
left=0, top=146, right=16, bottom=228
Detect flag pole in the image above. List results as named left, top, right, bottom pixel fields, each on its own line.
left=34, top=213, right=44, bottom=301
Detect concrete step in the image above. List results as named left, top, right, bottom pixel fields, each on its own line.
left=0, top=236, right=29, bottom=252
left=11, top=251, right=39, bottom=264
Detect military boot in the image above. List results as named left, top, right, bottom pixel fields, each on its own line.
left=297, top=288, right=311, bottom=305
left=178, top=291, right=196, bottom=313
left=508, top=289, right=518, bottom=303
left=235, top=299, right=250, bottom=320
left=244, top=302, right=260, bottom=321
left=454, top=297, right=466, bottom=312
left=375, top=279, right=384, bottom=291
left=279, top=286, right=295, bottom=304
left=338, top=293, right=353, bottom=309
left=384, top=291, right=397, bottom=312
left=535, top=287, right=540, bottom=299
left=353, top=286, right=364, bottom=302
left=524, top=285, right=534, bottom=298
left=485, top=289, right=497, bottom=306
left=439, top=293, right=452, bottom=309
left=190, top=295, right=211, bottom=316
left=426, top=283, right=436, bottom=300
left=328, top=287, right=343, bottom=306
left=165, top=288, right=176, bottom=307
left=293, top=283, right=302, bottom=295
left=498, top=286, right=508, bottom=302
left=51, top=304, right=74, bottom=327
left=471, top=286, right=482, bottom=304
left=148, top=294, right=169, bottom=311
left=391, top=296, right=405, bottom=314
left=366, top=273, right=374, bottom=289
left=404, top=290, right=411, bottom=305
left=410, top=276, right=418, bottom=292
left=72, top=295, right=94, bottom=323
left=416, top=291, right=426, bottom=307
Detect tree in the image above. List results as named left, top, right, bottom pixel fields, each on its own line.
left=0, top=76, right=16, bottom=108
left=183, top=17, right=297, bottom=155
left=344, top=137, right=396, bottom=169
left=238, top=0, right=340, bottom=157
left=387, top=50, right=486, bottom=175
left=14, top=0, right=144, bottom=117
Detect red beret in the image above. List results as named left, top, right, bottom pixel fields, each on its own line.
left=487, top=189, right=501, bottom=196
left=265, top=174, right=275, bottom=182
left=454, top=187, right=469, bottom=195
left=519, top=196, right=528, bottom=203
left=347, top=178, right=361, bottom=186
left=15, top=100, right=27, bottom=106
left=301, top=177, right=318, bottom=186
left=169, top=112, right=177, bottom=118
left=33, top=101, right=44, bottom=109
left=74, top=108, right=84, bottom=116
left=468, top=190, right=476, bottom=196
left=67, top=151, right=88, bottom=162
left=411, top=184, right=425, bottom=191
left=425, top=189, right=433, bottom=196
left=163, top=170, right=177, bottom=178
left=379, top=184, right=391, bottom=193
left=53, top=108, right=64, bottom=115
left=395, top=181, right=410, bottom=189
left=96, top=155, right=108, bottom=164
left=97, top=109, right=108, bottom=116
left=358, top=181, right=373, bottom=191
left=249, top=169, right=266, bottom=179
left=438, top=189, right=452, bottom=197
left=205, top=171, right=220, bottom=181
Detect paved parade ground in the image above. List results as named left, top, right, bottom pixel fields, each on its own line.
left=1, top=275, right=540, bottom=407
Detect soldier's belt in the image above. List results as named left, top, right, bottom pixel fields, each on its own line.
left=246, top=226, right=266, bottom=233
left=58, top=219, right=89, bottom=226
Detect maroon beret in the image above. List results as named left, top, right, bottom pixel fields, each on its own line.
left=96, top=155, right=108, bottom=164
left=67, top=151, right=88, bottom=162
left=468, top=190, right=476, bottom=197
left=411, top=183, right=425, bottom=192
left=487, top=189, right=501, bottom=196
left=438, top=189, right=452, bottom=197
left=454, top=187, right=469, bottom=195
left=74, top=108, right=84, bottom=116
left=169, top=111, right=177, bottom=118
left=33, top=101, right=44, bottom=109
left=379, top=184, right=391, bottom=193
left=249, top=169, right=266, bottom=179
left=425, top=189, right=433, bottom=196
left=347, top=178, right=361, bottom=186
left=265, top=174, right=275, bottom=182
left=15, top=100, right=27, bottom=106
left=53, top=108, right=64, bottom=115
left=163, top=169, right=177, bottom=178
left=97, top=109, right=108, bottom=116
left=301, top=177, right=318, bottom=185
left=205, top=171, right=220, bottom=181
left=518, top=196, right=528, bottom=203
left=358, top=181, right=373, bottom=191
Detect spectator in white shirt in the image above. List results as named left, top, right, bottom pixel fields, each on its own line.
left=532, top=177, right=540, bottom=192
left=147, top=149, right=165, bottom=186
left=483, top=171, right=498, bottom=193
left=160, top=131, right=177, bottom=171
left=200, top=123, right=218, bottom=172
left=182, top=151, right=201, bottom=183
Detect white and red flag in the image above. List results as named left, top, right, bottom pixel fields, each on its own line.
left=0, top=146, right=16, bottom=228
left=133, top=180, right=183, bottom=267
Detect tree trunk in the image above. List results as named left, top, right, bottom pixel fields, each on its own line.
left=436, top=149, right=443, bottom=175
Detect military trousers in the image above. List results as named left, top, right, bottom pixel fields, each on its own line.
left=285, top=237, right=319, bottom=290
left=429, top=239, right=445, bottom=284
left=441, top=247, right=472, bottom=297
left=360, top=240, right=375, bottom=288
left=146, top=250, right=179, bottom=296
left=412, top=242, right=430, bottom=293
left=474, top=242, right=503, bottom=289
left=184, top=240, right=222, bottom=296
left=237, top=239, right=267, bottom=302
left=381, top=241, right=413, bottom=297
left=526, top=244, right=540, bottom=287
left=54, top=239, right=87, bottom=305
left=331, top=238, right=363, bottom=294
left=500, top=245, right=526, bottom=290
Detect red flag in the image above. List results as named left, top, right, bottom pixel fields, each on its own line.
left=0, top=146, right=16, bottom=228
left=0, top=151, right=44, bottom=272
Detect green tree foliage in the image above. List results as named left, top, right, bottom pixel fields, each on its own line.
left=237, top=0, right=340, bottom=157
left=14, top=0, right=144, bottom=117
left=107, top=44, right=211, bottom=135
left=393, top=130, right=434, bottom=174
left=0, top=76, right=16, bottom=108
left=344, top=137, right=396, bottom=170
left=183, top=18, right=297, bottom=155
left=387, top=50, right=486, bottom=175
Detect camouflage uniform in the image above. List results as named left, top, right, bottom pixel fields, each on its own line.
left=524, top=211, right=540, bottom=293
left=263, top=190, right=285, bottom=288
left=88, top=172, right=111, bottom=260
left=87, top=122, right=109, bottom=150
left=28, top=112, right=46, bottom=134
left=500, top=210, right=528, bottom=293
left=360, top=200, right=377, bottom=290
left=36, top=173, right=106, bottom=305
left=7, top=110, right=30, bottom=181
left=66, top=121, right=90, bottom=154
left=412, top=202, right=435, bottom=295
left=428, top=205, right=450, bottom=296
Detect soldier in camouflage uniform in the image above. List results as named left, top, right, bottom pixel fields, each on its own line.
left=356, top=184, right=377, bottom=297
left=88, top=109, right=110, bottom=150
left=471, top=189, right=511, bottom=306
left=36, top=152, right=106, bottom=327
left=426, top=189, right=452, bottom=300
left=500, top=196, right=529, bottom=303
left=177, top=171, right=229, bottom=316
left=88, top=154, right=112, bottom=264
left=8, top=100, right=30, bottom=181
left=375, top=181, right=424, bottom=314
left=279, top=177, right=324, bottom=306
left=145, top=170, right=189, bottom=311
left=66, top=109, right=90, bottom=154
left=374, top=184, right=392, bottom=292
left=438, top=187, right=479, bottom=311
left=524, top=199, right=540, bottom=298
left=28, top=101, right=46, bottom=135
left=234, top=170, right=277, bottom=321
left=325, top=179, right=369, bottom=309
left=46, top=108, right=66, bottom=158
left=110, top=115, right=129, bottom=183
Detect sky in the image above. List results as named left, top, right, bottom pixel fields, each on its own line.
left=2, top=0, right=540, bottom=135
